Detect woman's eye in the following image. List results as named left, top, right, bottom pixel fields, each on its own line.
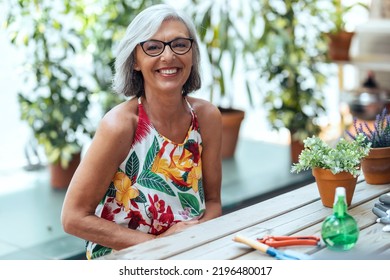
left=146, top=44, right=161, bottom=51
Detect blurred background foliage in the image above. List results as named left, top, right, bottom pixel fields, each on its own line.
left=2, top=0, right=352, bottom=166
left=3, top=0, right=162, bottom=167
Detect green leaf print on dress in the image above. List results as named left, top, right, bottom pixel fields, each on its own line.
left=90, top=244, right=112, bottom=260
left=178, top=192, right=202, bottom=216
left=134, top=189, right=147, bottom=203
left=126, top=152, right=140, bottom=180
left=143, top=137, right=160, bottom=171
left=138, top=169, right=175, bottom=196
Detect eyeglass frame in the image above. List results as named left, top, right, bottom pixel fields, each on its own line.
left=139, top=38, right=194, bottom=57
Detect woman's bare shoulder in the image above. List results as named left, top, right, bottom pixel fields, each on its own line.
left=186, top=96, right=221, bottom=119
left=97, top=98, right=138, bottom=138
left=186, top=97, right=222, bottom=139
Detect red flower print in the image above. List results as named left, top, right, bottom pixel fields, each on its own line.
left=132, top=104, right=151, bottom=145
left=148, top=194, right=166, bottom=219
left=101, top=204, right=115, bottom=221
left=185, top=141, right=201, bottom=164
left=159, top=206, right=174, bottom=224
left=149, top=220, right=171, bottom=235
left=126, top=210, right=147, bottom=230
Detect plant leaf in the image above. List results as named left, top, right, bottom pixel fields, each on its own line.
left=178, top=192, right=201, bottom=216
left=138, top=170, right=175, bottom=196
left=143, top=137, right=159, bottom=171
left=126, top=152, right=139, bottom=180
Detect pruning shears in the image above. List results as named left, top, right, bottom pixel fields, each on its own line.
left=257, top=235, right=320, bottom=248
left=233, top=235, right=311, bottom=260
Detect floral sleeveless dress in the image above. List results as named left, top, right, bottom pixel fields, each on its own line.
left=86, top=97, right=205, bottom=259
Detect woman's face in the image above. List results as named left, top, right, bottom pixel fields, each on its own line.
left=134, top=19, right=193, bottom=96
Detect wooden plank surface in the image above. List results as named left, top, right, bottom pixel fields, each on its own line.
left=236, top=196, right=390, bottom=260
left=239, top=182, right=390, bottom=259
left=172, top=182, right=389, bottom=260
left=100, top=182, right=321, bottom=260
left=99, top=179, right=390, bottom=260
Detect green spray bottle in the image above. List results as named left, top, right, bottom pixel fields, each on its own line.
left=321, top=187, right=359, bottom=251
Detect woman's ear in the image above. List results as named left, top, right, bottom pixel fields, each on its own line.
left=134, top=63, right=141, bottom=71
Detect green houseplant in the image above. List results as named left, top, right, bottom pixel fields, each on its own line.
left=347, top=108, right=390, bottom=184
left=291, top=134, right=371, bottom=207
left=4, top=0, right=162, bottom=188
left=4, top=0, right=93, bottom=188
left=251, top=0, right=329, bottom=163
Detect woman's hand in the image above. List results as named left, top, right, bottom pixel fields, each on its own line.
left=157, top=220, right=199, bottom=238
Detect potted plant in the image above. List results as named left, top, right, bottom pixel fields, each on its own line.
left=346, top=108, right=390, bottom=184
left=251, top=0, right=329, bottom=163
left=291, top=134, right=371, bottom=207
left=4, top=0, right=162, bottom=188
left=325, top=0, right=369, bottom=61
left=4, top=0, right=93, bottom=188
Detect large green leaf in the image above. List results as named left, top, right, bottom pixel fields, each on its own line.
left=198, top=180, right=205, bottom=204
left=143, top=137, right=159, bottom=171
left=91, top=245, right=112, bottom=259
left=138, top=170, right=175, bottom=196
left=126, top=152, right=139, bottom=180
left=105, top=182, right=116, bottom=199
left=178, top=192, right=201, bottom=216
left=134, top=189, right=147, bottom=204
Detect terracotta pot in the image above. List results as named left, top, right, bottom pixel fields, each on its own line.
left=312, top=167, right=358, bottom=208
left=219, top=107, right=245, bottom=158
left=362, top=147, right=390, bottom=185
left=290, top=139, right=304, bottom=164
left=49, top=153, right=81, bottom=189
left=327, top=31, right=355, bottom=61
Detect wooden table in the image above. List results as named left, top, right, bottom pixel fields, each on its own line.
left=100, top=177, right=390, bottom=260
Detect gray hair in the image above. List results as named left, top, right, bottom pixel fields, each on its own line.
left=113, top=4, right=201, bottom=97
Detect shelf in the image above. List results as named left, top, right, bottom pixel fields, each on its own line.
left=351, top=55, right=390, bottom=72
left=334, top=55, right=390, bottom=72
left=355, top=19, right=390, bottom=34
left=351, top=19, right=390, bottom=72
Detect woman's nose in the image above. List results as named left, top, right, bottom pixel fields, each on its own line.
left=160, top=46, right=176, bottom=61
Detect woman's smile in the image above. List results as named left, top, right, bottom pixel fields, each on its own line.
left=157, top=67, right=179, bottom=76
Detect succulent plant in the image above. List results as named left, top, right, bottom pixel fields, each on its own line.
left=291, top=134, right=371, bottom=177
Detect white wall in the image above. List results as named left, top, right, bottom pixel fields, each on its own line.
left=0, top=3, right=32, bottom=170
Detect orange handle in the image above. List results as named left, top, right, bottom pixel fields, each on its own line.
left=258, top=235, right=320, bottom=248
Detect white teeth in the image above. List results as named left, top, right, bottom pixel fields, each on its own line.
left=160, top=68, right=177, bottom=74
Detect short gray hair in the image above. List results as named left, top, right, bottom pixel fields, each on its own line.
left=113, top=4, right=201, bottom=97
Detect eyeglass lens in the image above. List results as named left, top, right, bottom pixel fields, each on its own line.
left=141, top=38, right=193, bottom=57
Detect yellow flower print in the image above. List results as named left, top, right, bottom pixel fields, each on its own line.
left=112, top=171, right=139, bottom=211
left=172, top=151, right=193, bottom=171
left=151, top=144, right=204, bottom=189
left=153, top=157, right=186, bottom=186
left=86, top=250, right=92, bottom=260
left=187, top=164, right=202, bottom=192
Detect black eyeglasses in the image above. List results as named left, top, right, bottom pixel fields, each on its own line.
left=139, top=38, right=193, bottom=57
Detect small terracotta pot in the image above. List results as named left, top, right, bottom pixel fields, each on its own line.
left=327, top=31, right=355, bottom=61
left=312, top=167, right=358, bottom=208
left=362, top=147, right=390, bottom=185
left=219, top=108, right=245, bottom=159
left=49, top=153, right=81, bottom=189
left=290, top=139, right=304, bottom=164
